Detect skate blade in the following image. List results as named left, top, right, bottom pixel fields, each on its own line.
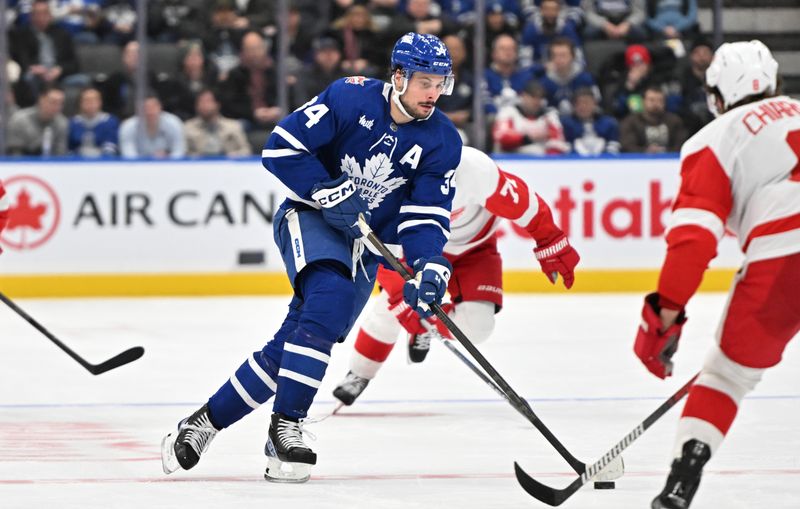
left=594, top=455, right=624, bottom=481
left=160, top=432, right=180, bottom=474
left=264, top=457, right=311, bottom=483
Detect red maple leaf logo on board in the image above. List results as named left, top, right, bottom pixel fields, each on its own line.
left=8, top=188, right=47, bottom=231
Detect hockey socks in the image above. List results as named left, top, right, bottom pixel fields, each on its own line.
left=273, top=327, right=334, bottom=420
left=207, top=351, right=280, bottom=429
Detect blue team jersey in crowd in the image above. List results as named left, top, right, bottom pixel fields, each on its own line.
left=262, top=77, right=463, bottom=265
left=560, top=113, right=620, bottom=155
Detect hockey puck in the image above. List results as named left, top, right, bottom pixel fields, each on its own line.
left=593, top=481, right=615, bottom=490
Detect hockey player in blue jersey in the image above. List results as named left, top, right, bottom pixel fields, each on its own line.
left=161, top=32, right=463, bottom=483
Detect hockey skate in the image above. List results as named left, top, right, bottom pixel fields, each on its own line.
left=652, top=439, right=711, bottom=509
left=333, top=371, right=370, bottom=406
left=161, top=404, right=220, bottom=474
left=264, top=413, right=317, bottom=483
left=408, top=330, right=436, bottom=363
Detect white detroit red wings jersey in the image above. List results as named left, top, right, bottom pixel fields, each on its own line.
left=444, top=146, right=554, bottom=256
left=659, top=96, right=800, bottom=307
left=670, top=96, right=800, bottom=260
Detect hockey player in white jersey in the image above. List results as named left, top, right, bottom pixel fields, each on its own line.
left=633, top=41, right=800, bottom=509
left=333, top=146, right=580, bottom=405
left=0, top=180, right=9, bottom=251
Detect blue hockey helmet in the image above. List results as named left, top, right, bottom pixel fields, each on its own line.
left=390, top=33, right=454, bottom=95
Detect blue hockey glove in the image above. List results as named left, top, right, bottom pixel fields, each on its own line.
left=310, top=174, right=370, bottom=238
left=403, top=256, right=452, bottom=318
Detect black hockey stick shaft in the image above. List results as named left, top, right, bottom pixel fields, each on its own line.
left=514, top=373, right=698, bottom=506
left=433, top=330, right=508, bottom=400
left=0, top=292, right=144, bottom=375
left=357, top=216, right=586, bottom=475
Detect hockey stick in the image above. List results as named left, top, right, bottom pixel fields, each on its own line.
left=514, top=373, right=698, bottom=505
left=356, top=215, right=586, bottom=475
left=425, top=323, right=508, bottom=400
left=0, top=292, right=145, bottom=375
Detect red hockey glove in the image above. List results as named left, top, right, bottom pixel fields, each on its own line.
left=533, top=233, right=579, bottom=289
left=389, top=298, right=453, bottom=338
left=634, top=293, right=687, bottom=379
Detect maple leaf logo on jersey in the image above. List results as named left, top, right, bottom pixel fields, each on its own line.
left=345, top=76, right=368, bottom=86
left=340, top=153, right=407, bottom=210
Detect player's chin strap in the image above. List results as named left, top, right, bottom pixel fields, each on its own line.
left=391, top=73, right=435, bottom=121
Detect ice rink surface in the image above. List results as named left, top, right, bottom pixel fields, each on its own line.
left=1, top=293, right=799, bottom=509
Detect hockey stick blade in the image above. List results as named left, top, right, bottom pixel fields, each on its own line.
left=87, top=346, right=145, bottom=375
left=0, top=292, right=145, bottom=375
left=514, top=373, right=698, bottom=506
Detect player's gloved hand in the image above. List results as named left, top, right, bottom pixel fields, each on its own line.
left=389, top=298, right=453, bottom=337
left=533, top=232, right=579, bottom=289
left=310, top=174, right=370, bottom=238
left=402, top=256, right=452, bottom=318
left=634, top=293, right=687, bottom=379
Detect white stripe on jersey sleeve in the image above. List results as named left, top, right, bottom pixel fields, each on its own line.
left=272, top=126, right=310, bottom=153
left=512, top=194, right=540, bottom=227
left=667, top=207, right=726, bottom=241
left=262, top=148, right=304, bottom=158
left=398, top=219, right=451, bottom=239
left=399, top=205, right=451, bottom=218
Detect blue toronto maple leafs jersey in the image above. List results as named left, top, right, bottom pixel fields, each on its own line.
left=261, top=77, right=463, bottom=265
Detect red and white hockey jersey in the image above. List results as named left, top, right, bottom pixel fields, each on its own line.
left=659, top=96, right=800, bottom=308
left=0, top=180, right=9, bottom=237
left=445, top=147, right=560, bottom=256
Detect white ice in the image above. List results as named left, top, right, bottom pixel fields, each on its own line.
left=1, top=294, right=799, bottom=509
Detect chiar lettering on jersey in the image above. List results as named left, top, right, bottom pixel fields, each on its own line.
left=742, top=99, right=800, bottom=135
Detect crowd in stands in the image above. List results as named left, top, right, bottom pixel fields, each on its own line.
left=2, top=0, right=712, bottom=158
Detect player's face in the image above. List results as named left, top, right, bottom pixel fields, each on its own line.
left=401, top=71, right=447, bottom=118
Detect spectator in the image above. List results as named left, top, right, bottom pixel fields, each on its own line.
left=98, top=41, right=162, bottom=120
left=540, top=36, right=598, bottom=115
left=184, top=89, right=251, bottom=157
left=520, top=0, right=582, bottom=65
left=678, top=37, right=714, bottom=135
left=437, top=34, right=475, bottom=142
left=49, top=0, right=103, bottom=43
left=237, top=0, right=274, bottom=30
left=68, top=87, right=120, bottom=157
left=163, top=42, right=220, bottom=121
left=7, top=86, right=68, bottom=156
left=203, top=0, right=250, bottom=81
left=607, top=43, right=653, bottom=118
left=645, top=0, right=698, bottom=39
left=119, top=94, right=186, bottom=159
left=484, top=34, right=543, bottom=114
left=403, top=0, right=458, bottom=38
left=620, top=86, right=685, bottom=153
left=9, top=0, right=80, bottom=106
left=581, top=0, right=646, bottom=41
left=523, top=0, right=584, bottom=27
left=492, top=80, right=568, bottom=155
left=219, top=31, right=282, bottom=130
left=147, top=0, right=209, bottom=43
left=460, top=0, right=521, bottom=32
left=560, top=87, right=620, bottom=155
left=330, top=4, right=385, bottom=76
left=273, top=5, right=314, bottom=70
left=292, top=37, right=347, bottom=109
left=96, top=0, right=137, bottom=45
left=461, top=1, right=521, bottom=61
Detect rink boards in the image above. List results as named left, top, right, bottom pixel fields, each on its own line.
left=0, top=156, right=742, bottom=297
